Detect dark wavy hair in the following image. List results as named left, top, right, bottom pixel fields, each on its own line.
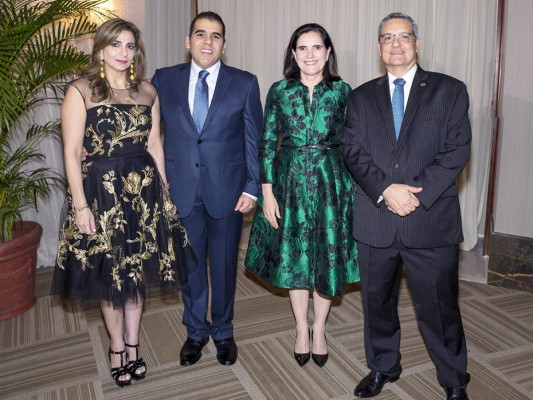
left=283, top=23, right=340, bottom=82
left=81, top=18, right=145, bottom=102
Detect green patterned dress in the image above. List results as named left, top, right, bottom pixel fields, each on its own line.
left=245, top=79, right=359, bottom=296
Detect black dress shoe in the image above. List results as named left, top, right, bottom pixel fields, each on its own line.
left=214, top=337, right=238, bottom=366
left=180, top=337, right=209, bottom=366
left=354, top=370, right=399, bottom=398
left=446, top=387, right=469, bottom=400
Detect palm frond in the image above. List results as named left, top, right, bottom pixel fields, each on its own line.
left=0, top=0, right=114, bottom=141
left=0, top=0, right=114, bottom=241
left=0, top=124, right=63, bottom=241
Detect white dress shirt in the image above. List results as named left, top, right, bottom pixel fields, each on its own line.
left=188, top=60, right=221, bottom=114
left=387, top=64, right=418, bottom=110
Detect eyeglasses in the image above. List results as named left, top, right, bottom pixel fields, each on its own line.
left=379, top=32, right=416, bottom=45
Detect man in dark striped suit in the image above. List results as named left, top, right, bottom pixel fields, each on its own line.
left=342, top=12, right=471, bottom=400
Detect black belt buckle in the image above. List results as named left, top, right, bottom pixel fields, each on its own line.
left=282, top=144, right=339, bottom=151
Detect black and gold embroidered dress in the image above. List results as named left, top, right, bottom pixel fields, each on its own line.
left=52, top=79, right=193, bottom=306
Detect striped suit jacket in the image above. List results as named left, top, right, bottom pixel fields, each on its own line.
left=341, top=66, right=471, bottom=249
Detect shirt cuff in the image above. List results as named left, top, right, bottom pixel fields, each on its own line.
left=243, top=192, right=257, bottom=201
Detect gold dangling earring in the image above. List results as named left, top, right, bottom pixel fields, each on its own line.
left=129, top=62, right=135, bottom=81
left=99, top=58, right=105, bottom=79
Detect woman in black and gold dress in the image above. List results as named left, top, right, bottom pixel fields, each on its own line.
left=52, top=19, right=193, bottom=387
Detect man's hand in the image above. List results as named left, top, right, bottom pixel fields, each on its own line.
left=234, top=195, right=256, bottom=214
left=382, top=184, right=423, bottom=216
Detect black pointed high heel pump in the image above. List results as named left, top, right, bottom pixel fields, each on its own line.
left=311, top=330, right=329, bottom=367
left=294, top=328, right=311, bottom=367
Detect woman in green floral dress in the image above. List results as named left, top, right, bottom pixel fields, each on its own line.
left=245, top=23, right=359, bottom=368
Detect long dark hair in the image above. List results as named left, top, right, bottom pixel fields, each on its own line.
left=283, top=23, right=340, bottom=82
left=81, top=18, right=145, bottom=102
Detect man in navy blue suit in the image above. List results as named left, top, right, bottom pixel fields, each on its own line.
left=152, top=11, right=262, bottom=366
left=342, top=12, right=471, bottom=400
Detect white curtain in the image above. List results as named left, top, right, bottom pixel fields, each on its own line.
left=144, top=0, right=194, bottom=77
left=198, top=0, right=498, bottom=251
left=20, top=101, right=65, bottom=267
left=431, top=1, right=497, bottom=250
left=28, top=0, right=497, bottom=266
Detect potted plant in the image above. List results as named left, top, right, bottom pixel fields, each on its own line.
left=0, top=0, right=112, bottom=320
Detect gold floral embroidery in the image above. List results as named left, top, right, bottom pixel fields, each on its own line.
left=83, top=105, right=151, bottom=157
left=56, top=104, right=188, bottom=294
left=100, top=105, right=150, bottom=156
left=124, top=171, right=142, bottom=195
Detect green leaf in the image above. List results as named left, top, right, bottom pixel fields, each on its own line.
left=0, top=0, right=115, bottom=241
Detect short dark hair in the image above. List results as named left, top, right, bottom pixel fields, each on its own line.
left=378, top=12, right=418, bottom=40
left=283, top=23, right=340, bottom=82
left=189, top=11, right=226, bottom=40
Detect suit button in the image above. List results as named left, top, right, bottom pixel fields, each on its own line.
left=195, top=163, right=199, bottom=167
left=197, top=139, right=203, bottom=144
left=394, top=163, right=399, bottom=169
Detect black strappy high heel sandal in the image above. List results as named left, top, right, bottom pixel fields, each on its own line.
left=109, top=348, right=132, bottom=387
left=125, top=342, right=147, bottom=380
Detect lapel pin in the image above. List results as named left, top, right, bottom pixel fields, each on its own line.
left=420, top=82, right=426, bottom=87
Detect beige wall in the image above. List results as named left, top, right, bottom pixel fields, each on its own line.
left=494, top=0, right=533, bottom=238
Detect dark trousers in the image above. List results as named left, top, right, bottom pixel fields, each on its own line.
left=358, top=236, right=469, bottom=388
left=180, top=191, right=243, bottom=341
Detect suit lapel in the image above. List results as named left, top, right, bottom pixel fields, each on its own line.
left=373, top=74, right=396, bottom=141
left=398, top=67, right=429, bottom=142
left=200, top=62, right=232, bottom=136
left=176, top=63, right=196, bottom=132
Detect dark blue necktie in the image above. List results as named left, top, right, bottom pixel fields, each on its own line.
left=392, top=78, right=406, bottom=140
left=193, top=70, right=209, bottom=132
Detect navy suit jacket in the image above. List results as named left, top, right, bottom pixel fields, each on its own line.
left=342, top=66, right=471, bottom=248
left=152, top=62, right=262, bottom=219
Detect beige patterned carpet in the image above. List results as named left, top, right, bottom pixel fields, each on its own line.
left=1, top=224, right=533, bottom=400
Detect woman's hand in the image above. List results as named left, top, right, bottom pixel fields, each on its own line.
left=262, top=184, right=280, bottom=229
left=76, top=206, right=97, bottom=235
